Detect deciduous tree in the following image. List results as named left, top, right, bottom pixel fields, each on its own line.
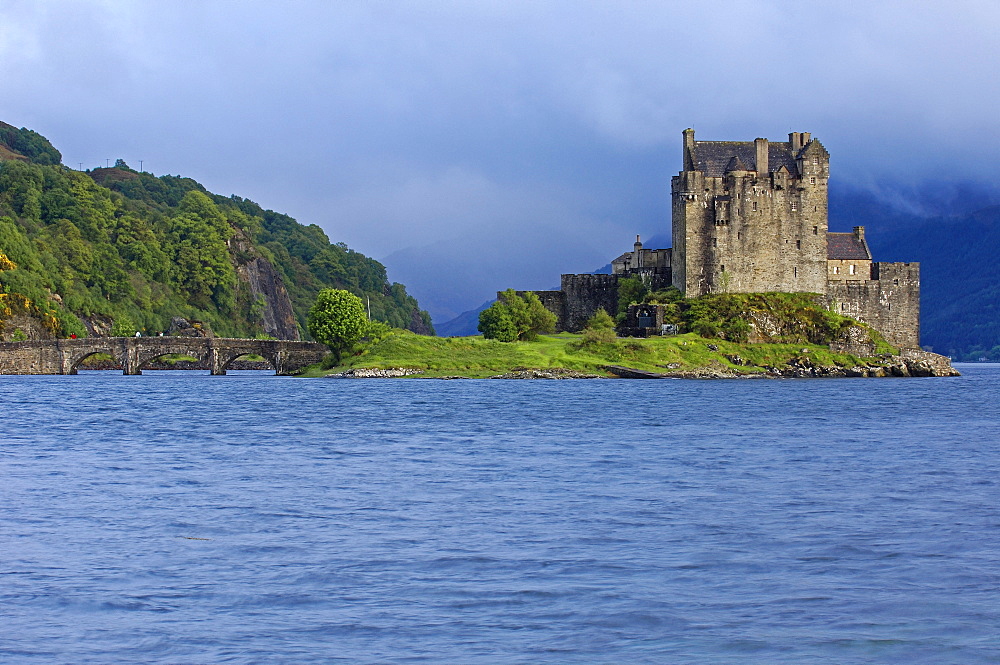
left=307, top=288, right=368, bottom=359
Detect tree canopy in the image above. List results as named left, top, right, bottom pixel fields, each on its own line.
left=307, top=288, right=368, bottom=358
left=478, top=289, right=556, bottom=342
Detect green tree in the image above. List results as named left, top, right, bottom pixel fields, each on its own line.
left=478, top=301, right=518, bottom=341
left=110, top=312, right=137, bottom=337
left=480, top=290, right=557, bottom=342
left=307, top=288, right=368, bottom=360
left=616, top=276, right=648, bottom=319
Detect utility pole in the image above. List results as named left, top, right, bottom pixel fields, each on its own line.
left=139, top=160, right=143, bottom=172
left=106, top=158, right=110, bottom=168
left=78, top=163, right=83, bottom=170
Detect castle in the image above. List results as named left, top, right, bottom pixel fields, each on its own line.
left=529, top=129, right=920, bottom=348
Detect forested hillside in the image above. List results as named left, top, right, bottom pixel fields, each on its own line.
left=0, top=121, right=433, bottom=340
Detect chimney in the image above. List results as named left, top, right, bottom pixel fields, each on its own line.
left=683, top=128, right=696, bottom=171
left=853, top=226, right=865, bottom=241
left=801, top=132, right=811, bottom=145
left=789, top=132, right=801, bottom=153
left=755, top=137, right=768, bottom=175
left=633, top=235, right=644, bottom=269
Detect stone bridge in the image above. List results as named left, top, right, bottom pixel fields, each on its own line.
left=0, top=337, right=328, bottom=375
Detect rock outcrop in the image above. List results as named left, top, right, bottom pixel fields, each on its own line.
left=231, top=229, right=300, bottom=340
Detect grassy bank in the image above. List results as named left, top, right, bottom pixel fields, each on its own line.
left=299, top=330, right=884, bottom=378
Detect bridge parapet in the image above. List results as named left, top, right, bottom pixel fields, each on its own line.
left=0, top=337, right=327, bottom=376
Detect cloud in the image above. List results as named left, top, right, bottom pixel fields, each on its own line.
left=3, top=1, right=1000, bottom=319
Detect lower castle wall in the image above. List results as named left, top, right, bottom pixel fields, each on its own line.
left=825, top=262, right=920, bottom=349
left=561, top=274, right=620, bottom=332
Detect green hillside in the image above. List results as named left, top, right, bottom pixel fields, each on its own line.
left=0, top=121, right=432, bottom=340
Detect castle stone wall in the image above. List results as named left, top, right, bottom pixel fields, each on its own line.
left=825, top=262, right=920, bottom=349
left=561, top=274, right=620, bottom=332
left=671, top=133, right=830, bottom=297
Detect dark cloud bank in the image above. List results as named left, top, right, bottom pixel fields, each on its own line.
left=3, top=1, right=1000, bottom=323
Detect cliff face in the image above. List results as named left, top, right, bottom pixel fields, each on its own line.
left=237, top=256, right=299, bottom=340
left=229, top=229, right=299, bottom=340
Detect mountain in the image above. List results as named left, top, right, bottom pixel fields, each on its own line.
left=0, top=121, right=432, bottom=340
left=434, top=300, right=493, bottom=337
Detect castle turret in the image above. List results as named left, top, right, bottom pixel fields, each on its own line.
left=755, top=138, right=768, bottom=175
left=683, top=128, right=696, bottom=171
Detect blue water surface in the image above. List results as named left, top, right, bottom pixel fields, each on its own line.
left=1, top=367, right=999, bottom=664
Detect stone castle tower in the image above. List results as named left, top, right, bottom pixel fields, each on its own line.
left=672, top=129, right=830, bottom=296
left=518, top=128, right=921, bottom=349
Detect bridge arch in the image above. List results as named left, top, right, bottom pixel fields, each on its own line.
left=134, top=350, right=209, bottom=373
left=218, top=351, right=279, bottom=374
left=64, top=347, right=123, bottom=375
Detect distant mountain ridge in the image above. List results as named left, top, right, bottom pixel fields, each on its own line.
left=0, top=122, right=433, bottom=340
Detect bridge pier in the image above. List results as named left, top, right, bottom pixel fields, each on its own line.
left=208, top=347, right=226, bottom=375
left=123, top=339, right=143, bottom=375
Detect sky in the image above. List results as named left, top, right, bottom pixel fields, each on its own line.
left=2, top=0, right=999, bottom=322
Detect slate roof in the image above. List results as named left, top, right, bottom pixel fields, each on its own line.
left=827, top=232, right=872, bottom=260
left=693, top=141, right=800, bottom=177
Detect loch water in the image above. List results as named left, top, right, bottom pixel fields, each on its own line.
left=1, top=367, right=999, bottom=664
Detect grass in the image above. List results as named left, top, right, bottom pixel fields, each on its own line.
left=298, top=330, right=883, bottom=378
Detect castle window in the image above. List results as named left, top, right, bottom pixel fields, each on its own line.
left=720, top=265, right=725, bottom=272
left=833, top=266, right=840, bottom=275
left=793, top=266, right=798, bottom=278
left=810, top=177, right=816, bottom=184
left=849, top=264, right=856, bottom=275
left=893, top=279, right=899, bottom=285
left=791, top=201, right=798, bottom=211
left=813, top=226, right=818, bottom=235
left=796, top=240, right=801, bottom=250
left=737, top=232, right=741, bottom=239
left=752, top=201, right=757, bottom=211
left=712, top=238, right=717, bottom=247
